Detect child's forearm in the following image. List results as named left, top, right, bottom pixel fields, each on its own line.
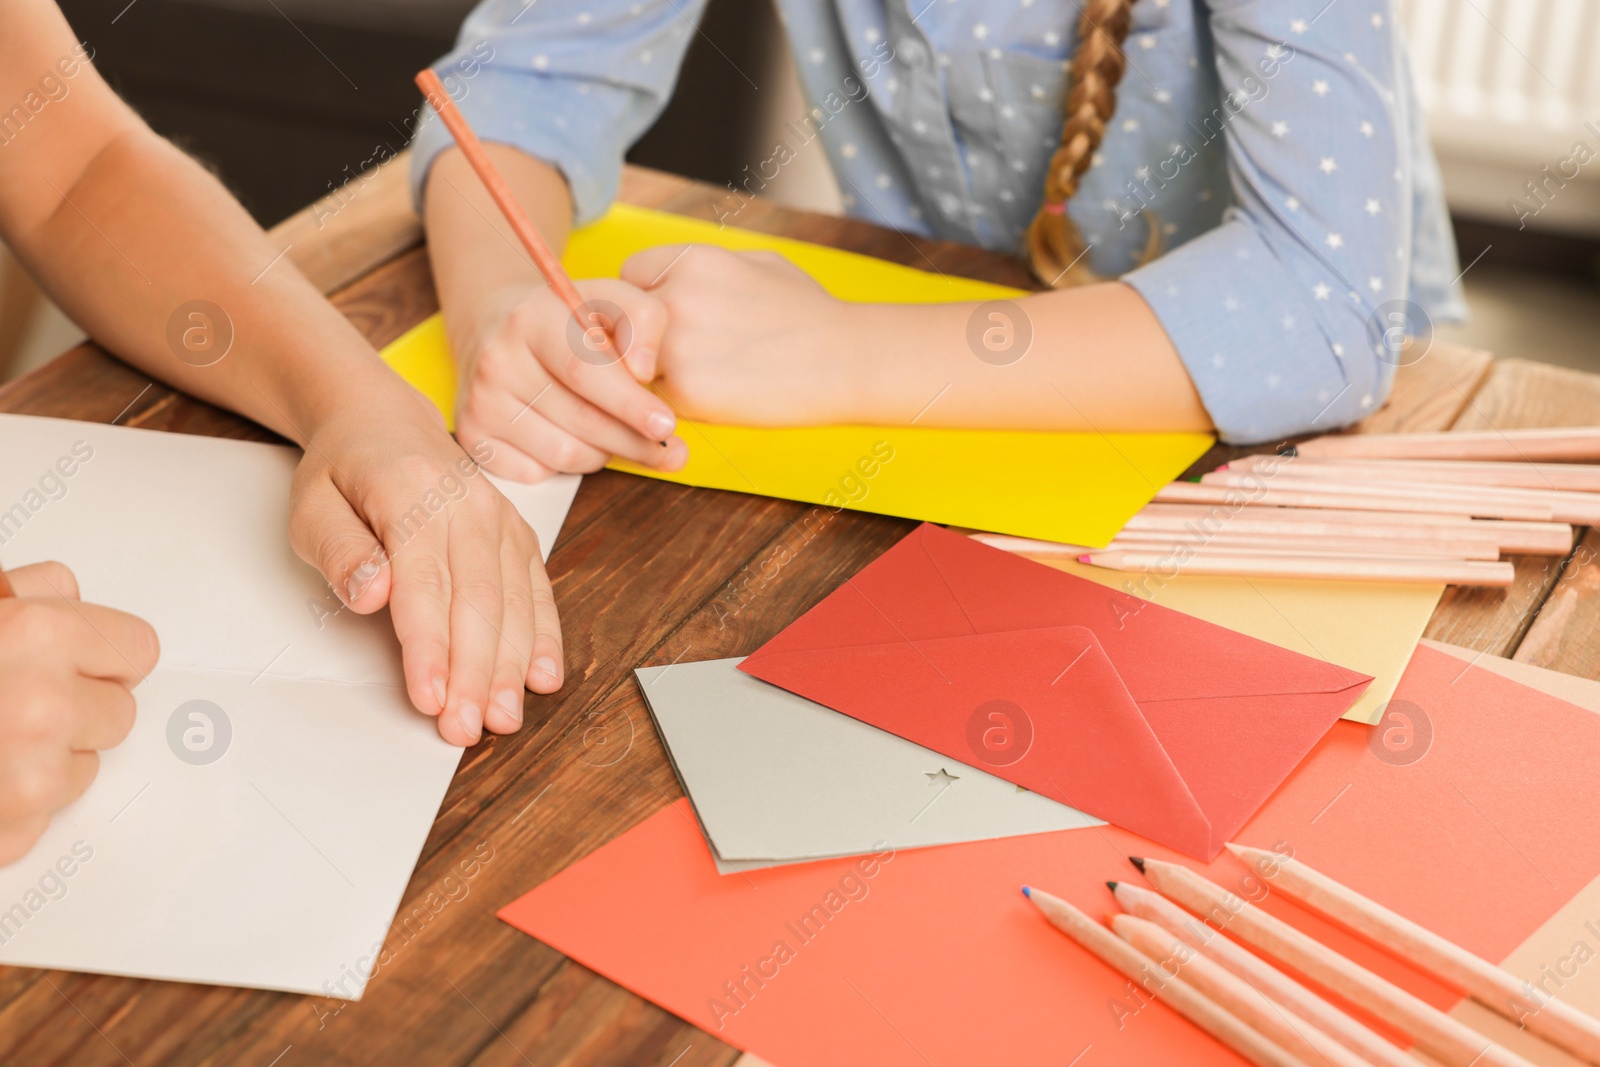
left=848, top=283, right=1213, bottom=434
left=13, top=127, right=416, bottom=443
left=422, top=145, right=574, bottom=366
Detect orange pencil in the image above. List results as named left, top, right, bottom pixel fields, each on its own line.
left=413, top=68, right=602, bottom=345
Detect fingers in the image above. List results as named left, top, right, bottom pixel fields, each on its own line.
left=462, top=379, right=687, bottom=474
left=619, top=243, right=696, bottom=293
left=58, top=601, right=160, bottom=685
left=521, top=280, right=679, bottom=446
left=440, top=510, right=505, bottom=746
left=483, top=529, right=537, bottom=736
left=67, top=676, right=138, bottom=751
left=525, top=551, right=563, bottom=694
left=288, top=470, right=392, bottom=614
left=6, top=561, right=80, bottom=600
left=386, top=518, right=453, bottom=722
left=0, top=750, right=98, bottom=830
left=0, top=815, right=50, bottom=868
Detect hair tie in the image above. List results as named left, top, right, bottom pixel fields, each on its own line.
left=1043, top=201, right=1067, bottom=216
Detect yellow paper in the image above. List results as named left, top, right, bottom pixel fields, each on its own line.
left=379, top=204, right=1213, bottom=546
left=1045, top=560, right=1444, bottom=724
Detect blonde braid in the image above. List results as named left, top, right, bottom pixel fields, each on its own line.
left=1024, top=0, right=1145, bottom=288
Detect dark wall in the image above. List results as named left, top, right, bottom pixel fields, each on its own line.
left=57, top=0, right=776, bottom=226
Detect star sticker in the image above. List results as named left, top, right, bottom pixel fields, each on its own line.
left=1369, top=276, right=1385, bottom=292
left=1286, top=196, right=1301, bottom=211
left=1359, top=120, right=1375, bottom=137
left=1332, top=343, right=1346, bottom=357
left=1371, top=13, right=1384, bottom=27
left=1326, top=232, right=1345, bottom=249
left=1290, top=18, right=1307, bottom=33
left=1365, top=198, right=1382, bottom=215
left=1319, top=156, right=1338, bottom=174
left=1313, top=282, right=1331, bottom=300
left=926, top=768, right=960, bottom=788
left=1313, top=80, right=1330, bottom=97
left=1271, top=121, right=1289, bottom=137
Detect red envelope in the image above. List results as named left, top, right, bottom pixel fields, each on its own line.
left=740, top=523, right=1372, bottom=859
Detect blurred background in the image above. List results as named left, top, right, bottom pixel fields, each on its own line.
left=4, top=0, right=1599, bottom=382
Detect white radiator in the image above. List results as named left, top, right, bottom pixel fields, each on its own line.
left=1399, top=0, right=1600, bottom=233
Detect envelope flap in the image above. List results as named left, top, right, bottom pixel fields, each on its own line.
left=741, top=625, right=1216, bottom=858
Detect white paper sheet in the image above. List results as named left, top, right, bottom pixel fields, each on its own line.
left=0, top=414, right=579, bottom=996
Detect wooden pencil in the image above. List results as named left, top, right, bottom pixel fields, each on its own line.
left=1295, top=427, right=1600, bottom=463
left=1225, top=455, right=1600, bottom=494
left=1126, top=507, right=1573, bottom=555
left=1020, top=886, right=1311, bottom=1067
left=1230, top=844, right=1600, bottom=1067
left=1200, top=470, right=1600, bottom=527
left=1078, top=551, right=1515, bottom=587
left=414, top=69, right=599, bottom=340
left=1104, top=532, right=1502, bottom=561
left=1154, top=482, right=1557, bottom=521
left=1111, top=914, right=1374, bottom=1067
left=1130, top=856, right=1540, bottom=1067
left=1194, top=472, right=1563, bottom=523
left=976, top=531, right=1502, bottom=561
left=1110, top=882, right=1420, bottom=1067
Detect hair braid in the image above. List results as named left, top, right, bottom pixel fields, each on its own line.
left=1024, top=0, right=1148, bottom=288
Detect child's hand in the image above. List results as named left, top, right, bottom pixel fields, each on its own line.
left=290, top=393, right=563, bottom=746
left=454, top=278, right=689, bottom=482
left=620, top=246, right=872, bottom=426
left=0, top=562, right=159, bottom=866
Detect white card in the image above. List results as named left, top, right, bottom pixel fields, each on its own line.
left=0, top=414, right=579, bottom=996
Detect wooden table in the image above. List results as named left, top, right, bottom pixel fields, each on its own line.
left=4, top=161, right=1600, bottom=1067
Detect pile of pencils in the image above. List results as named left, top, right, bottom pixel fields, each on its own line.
left=1027, top=849, right=1600, bottom=1067
left=987, top=427, right=1600, bottom=587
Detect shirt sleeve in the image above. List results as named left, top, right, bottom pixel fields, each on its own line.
left=1124, top=1, right=1423, bottom=445
left=408, top=0, right=708, bottom=224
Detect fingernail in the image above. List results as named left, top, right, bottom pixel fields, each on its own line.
left=532, top=655, right=559, bottom=684
left=347, top=560, right=380, bottom=603
left=430, top=675, right=448, bottom=710
left=646, top=410, right=675, bottom=440
left=493, top=689, right=523, bottom=726
left=457, top=701, right=483, bottom=743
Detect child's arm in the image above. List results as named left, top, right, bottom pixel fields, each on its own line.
left=619, top=245, right=1214, bottom=433
left=0, top=0, right=558, bottom=744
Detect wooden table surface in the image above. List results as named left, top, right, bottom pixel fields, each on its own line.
left=4, top=162, right=1600, bottom=1067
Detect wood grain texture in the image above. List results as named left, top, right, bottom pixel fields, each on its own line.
left=0, top=165, right=1594, bottom=1066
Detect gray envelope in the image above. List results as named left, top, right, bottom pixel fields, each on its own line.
left=635, top=658, right=1102, bottom=874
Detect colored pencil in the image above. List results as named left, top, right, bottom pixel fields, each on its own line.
left=1225, top=455, right=1600, bottom=494
left=1111, top=914, right=1373, bottom=1067
left=1201, top=470, right=1600, bottom=527
left=1230, top=844, right=1600, bottom=1066
left=1078, top=551, right=1515, bottom=587
left=1130, top=857, right=1540, bottom=1067
left=1104, top=532, right=1501, bottom=561
left=1020, top=886, right=1310, bottom=1067
left=1126, top=505, right=1573, bottom=555
left=1193, top=472, right=1559, bottom=522
left=975, top=531, right=1502, bottom=561
left=1295, top=427, right=1600, bottom=462
left=1110, top=882, right=1419, bottom=1067
left=1154, top=482, right=1556, bottom=521
left=413, top=68, right=596, bottom=340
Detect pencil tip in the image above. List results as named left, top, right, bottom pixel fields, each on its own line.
left=1077, top=554, right=1092, bottom=563
left=1106, top=881, right=1119, bottom=892
left=1224, top=842, right=1247, bottom=858
left=1021, top=885, right=1031, bottom=898
left=1128, top=856, right=1146, bottom=873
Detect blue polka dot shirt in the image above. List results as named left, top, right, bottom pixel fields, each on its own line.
left=411, top=0, right=1467, bottom=444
